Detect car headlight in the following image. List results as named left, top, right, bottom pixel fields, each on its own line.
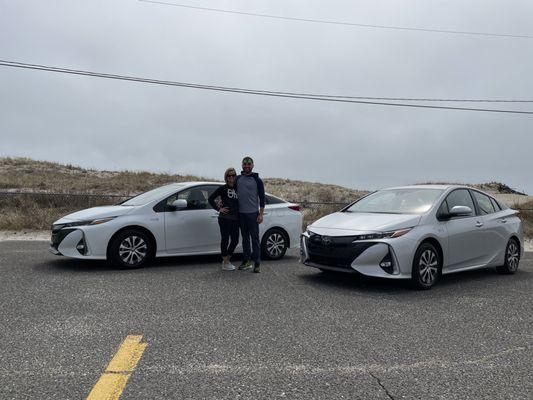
left=52, top=217, right=117, bottom=230
left=352, top=228, right=412, bottom=241
left=88, top=217, right=116, bottom=225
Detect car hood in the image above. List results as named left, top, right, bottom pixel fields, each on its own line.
left=310, top=212, right=422, bottom=234
left=54, top=205, right=136, bottom=224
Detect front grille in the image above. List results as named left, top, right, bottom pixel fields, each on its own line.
left=50, top=228, right=76, bottom=249
left=306, top=234, right=377, bottom=268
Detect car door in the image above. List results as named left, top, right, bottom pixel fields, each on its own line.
left=470, top=190, right=507, bottom=265
left=441, top=189, right=486, bottom=270
left=163, top=185, right=221, bottom=254
left=258, top=195, right=277, bottom=238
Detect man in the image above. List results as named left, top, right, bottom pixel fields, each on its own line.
left=236, top=156, right=265, bottom=273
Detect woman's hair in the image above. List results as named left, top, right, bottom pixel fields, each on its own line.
left=224, top=167, right=237, bottom=183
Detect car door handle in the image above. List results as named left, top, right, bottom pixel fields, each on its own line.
left=500, top=219, right=507, bottom=223
left=475, top=221, right=484, bottom=227
left=211, top=215, right=219, bottom=218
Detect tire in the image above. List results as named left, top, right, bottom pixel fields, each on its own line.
left=496, top=238, right=520, bottom=274
left=261, top=228, right=288, bottom=260
left=411, top=242, right=441, bottom=290
left=108, top=229, right=153, bottom=268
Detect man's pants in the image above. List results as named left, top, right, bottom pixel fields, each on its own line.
left=239, top=212, right=260, bottom=264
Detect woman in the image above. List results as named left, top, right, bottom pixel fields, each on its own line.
left=208, top=168, right=240, bottom=271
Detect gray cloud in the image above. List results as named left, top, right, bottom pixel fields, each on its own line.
left=1, top=0, right=532, bottom=193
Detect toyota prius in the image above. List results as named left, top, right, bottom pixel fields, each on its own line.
left=301, top=185, right=523, bottom=289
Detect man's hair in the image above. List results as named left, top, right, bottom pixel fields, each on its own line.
left=242, top=156, right=254, bottom=164
left=224, top=167, right=237, bottom=183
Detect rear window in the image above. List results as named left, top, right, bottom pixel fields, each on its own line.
left=265, top=194, right=286, bottom=205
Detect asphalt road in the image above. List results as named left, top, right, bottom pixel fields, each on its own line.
left=1, top=241, right=532, bottom=400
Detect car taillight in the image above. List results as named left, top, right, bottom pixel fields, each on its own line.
left=288, top=205, right=301, bottom=211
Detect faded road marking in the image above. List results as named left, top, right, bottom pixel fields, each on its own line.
left=87, top=335, right=148, bottom=400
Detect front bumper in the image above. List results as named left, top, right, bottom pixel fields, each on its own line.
left=300, top=232, right=413, bottom=279
left=49, top=227, right=106, bottom=260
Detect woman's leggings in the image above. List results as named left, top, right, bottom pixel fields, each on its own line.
left=218, top=217, right=240, bottom=257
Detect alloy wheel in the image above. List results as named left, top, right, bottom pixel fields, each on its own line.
left=419, top=249, right=438, bottom=285
left=507, top=241, right=520, bottom=272
left=119, top=235, right=147, bottom=265
left=266, top=233, right=285, bottom=258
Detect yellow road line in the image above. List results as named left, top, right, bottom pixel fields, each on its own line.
left=87, top=335, right=148, bottom=400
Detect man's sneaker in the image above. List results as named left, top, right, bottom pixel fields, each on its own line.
left=222, top=262, right=235, bottom=271
left=238, top=260, right=252, bottom=271
left=253, top=263, right=261, bottom=273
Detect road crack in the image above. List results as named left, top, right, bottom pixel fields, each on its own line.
left=369, top=371, right=395, bottom=400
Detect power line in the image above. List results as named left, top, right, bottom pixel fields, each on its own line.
left=138, top=0, right=533, bottom=40
left=1, top=60, right=533, bottom=115
left=2, top=59, right=530, bottom=104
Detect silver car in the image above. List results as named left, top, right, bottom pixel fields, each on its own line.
left=301, top=185, right=523, bottom=289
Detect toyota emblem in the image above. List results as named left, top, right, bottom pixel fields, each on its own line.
left=321, top=236, right=332, bottom=246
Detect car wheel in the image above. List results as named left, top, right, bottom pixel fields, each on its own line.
left=108, top=229, right=153, bottom=268
left=496, top=238, right=520, bottom=274
left=411, top=243, right=441, bottom=290
left=261, top=229, right=288, bottom=260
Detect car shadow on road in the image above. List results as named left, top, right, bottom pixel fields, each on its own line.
left=41, top=253, right=243, bottom=273
left=298, top=266, right=528, bottom=295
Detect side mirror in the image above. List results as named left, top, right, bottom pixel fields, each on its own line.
left=170, top=199, right=188, bottom=210
left=449, top=205, right=473, bottom=217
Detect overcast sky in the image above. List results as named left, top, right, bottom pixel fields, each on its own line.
left=1, top=0, right=532, bottom=193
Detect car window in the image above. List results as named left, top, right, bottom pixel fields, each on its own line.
left=490, top=197, right=501, bottom=211
left=438, top=200, right=449, bottom=215
left=472, top=191, right=495, bottom=215
left=265, top=194, right=285, bottom=205
left=346, top=189, right=443, bottom=214
left=444, top=189, right=475, bottom=216
left=166, top=185, right=218, bottom=210
left=121, top=184, right=185, bottom=206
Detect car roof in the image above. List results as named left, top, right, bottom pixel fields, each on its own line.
left=171, top=181, right=224, bottom=187
left=383, top=184, right=468, bottom=191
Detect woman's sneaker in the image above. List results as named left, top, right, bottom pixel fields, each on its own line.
left=222, top=262, right=235, bottom=271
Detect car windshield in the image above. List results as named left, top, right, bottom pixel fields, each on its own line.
left=345, top=189, right=444, bottom=214
left=121, top=185, right=185, bottom=206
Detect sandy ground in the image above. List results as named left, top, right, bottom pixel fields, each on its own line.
left=0, top=230, right=50, bottom=241
left=1, top=230, right=532, bottom=252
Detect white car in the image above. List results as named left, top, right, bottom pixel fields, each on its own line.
left=50, top=182, right=302, bottom=267
left=301, top=185, right=523, bottom=289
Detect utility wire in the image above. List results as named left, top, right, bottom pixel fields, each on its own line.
left=1, top=60, right=533, bottom=115
left=138, top=0, right=533, bottom=40
left=3, top=59, right=530, bottom=103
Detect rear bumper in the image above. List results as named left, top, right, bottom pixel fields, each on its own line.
left=300, top=232, right=412, bottom=279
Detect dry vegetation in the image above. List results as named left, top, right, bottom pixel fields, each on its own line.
left=517, top=200, right=533, bottom=238
left=0, top=157, right=207, bottom=194
left=0, top=157, right=365, bottom=230
left=0, top=157, right=530, bottom=235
